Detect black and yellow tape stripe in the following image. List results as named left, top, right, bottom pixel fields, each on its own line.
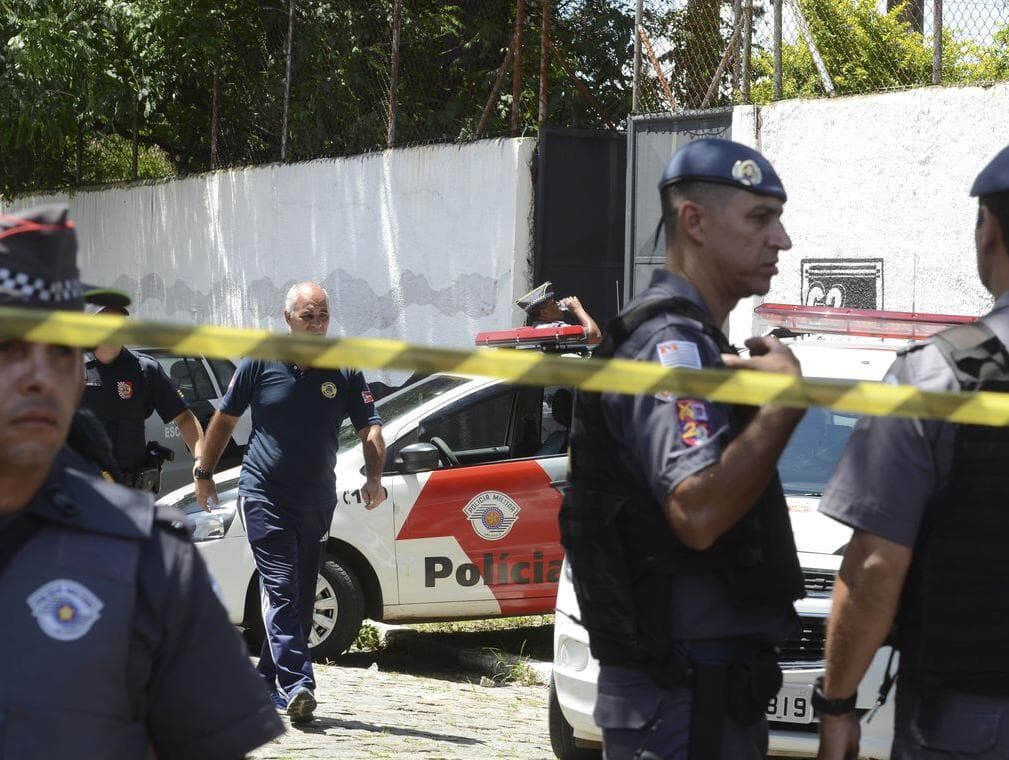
left=3, top=305, right=1008, bottom=427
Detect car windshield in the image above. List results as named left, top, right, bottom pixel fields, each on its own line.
left=777, top=407, right=859, bottom=496
left=337, top=375, right=472, bottom=451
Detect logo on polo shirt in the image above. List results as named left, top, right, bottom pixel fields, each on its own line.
left=321, top=381, right=338, bottom=399
left=116, top=381, right=134, bottom=400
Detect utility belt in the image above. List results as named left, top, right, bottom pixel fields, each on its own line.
left=643, top=641, right=781, bottom=760
left=122, top=441, right=175, bottom=493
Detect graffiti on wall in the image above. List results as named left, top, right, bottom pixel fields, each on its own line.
left=801, top=258, right=884, bottom=310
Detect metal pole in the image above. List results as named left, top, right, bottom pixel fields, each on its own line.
left=773, top=0, right=783, bottom=99
left=281, top=0, right=295, bottom=161
left=512, top=0, right=526, bottom=135
left=932, top=0, right=942, bottom=85
left=632, top=0, right=643, bottom=112
left=539, top=0, right=551, bottom=129
left=742, top=0, right=753, bottom=103
left=732, top=0, right=743, bottom=98
left=387, top=0, right=402, bottom=148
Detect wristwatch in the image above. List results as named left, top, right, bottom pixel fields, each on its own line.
left=193, top=465, right=213, bottom=481
left=811, top=676, right=857, bottom=716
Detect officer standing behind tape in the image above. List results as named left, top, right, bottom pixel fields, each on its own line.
left=81, top=300, right=216, bottom=504
left=0, top=205, right=284, bottom=759
left=815, top=148, right=1009, bottom=759
left=560, top=138, right=806, bottom=760
left=198, top=281, right=386, bottom=724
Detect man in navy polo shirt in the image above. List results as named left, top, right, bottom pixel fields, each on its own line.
left=199, top=281, right=386, bottom=723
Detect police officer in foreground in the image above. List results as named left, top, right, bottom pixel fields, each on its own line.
left=815, top=148, right=1009, bottom=759
left=0, top=205, right=284, bottom=759
left=561, top=138, right=806, bottom=759
left=82, top=298, right=216, bottom=504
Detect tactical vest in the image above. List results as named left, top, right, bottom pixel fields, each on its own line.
left=898, top=322, right=1009, bottom=696
left=559, top=296, right=804, bottom=670
left=0, top=462, right=154, bottom=758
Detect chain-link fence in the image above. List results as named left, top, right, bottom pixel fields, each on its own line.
left=4, top=0, right=1009, bottom=197
left=635, top=0, right=1009, bottom=109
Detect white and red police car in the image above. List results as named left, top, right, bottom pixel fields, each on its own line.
left=549, top=304, right=976, bottom=760
left=159, top=326, right=588, bottom=659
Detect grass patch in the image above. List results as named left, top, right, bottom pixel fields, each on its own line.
left=411, top=614, right=553, bottom=634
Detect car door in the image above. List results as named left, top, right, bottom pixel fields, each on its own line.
left=391, top=383, right=568, bottom=615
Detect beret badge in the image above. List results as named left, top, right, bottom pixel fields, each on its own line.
left=732, top=159, right=763, bottom=187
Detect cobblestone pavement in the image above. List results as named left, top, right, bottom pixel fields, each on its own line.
left=249, top=653, right=555, bottom=760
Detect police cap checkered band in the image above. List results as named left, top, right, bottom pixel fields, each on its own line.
left=0, top=205, right=84, bottom=311
left=658, top=138, right=787, bottom=202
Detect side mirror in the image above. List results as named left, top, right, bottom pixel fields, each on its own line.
left=398, top=442, right=440, bottom=474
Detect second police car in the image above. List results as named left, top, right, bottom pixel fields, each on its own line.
left=549, top=303, right=977, bottom=760
left=159, top=324, right=587, bottom=659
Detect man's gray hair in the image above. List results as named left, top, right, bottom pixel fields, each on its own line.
left=284, top=281, right=328, bottom=313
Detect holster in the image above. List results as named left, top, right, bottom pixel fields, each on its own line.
left=687, top=649, right=782, bottom=760
left=124, top=468, right=161, bottom=493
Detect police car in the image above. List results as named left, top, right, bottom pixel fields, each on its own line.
left=549, top=304, right=976, bottom=760
left=158, top=326, right=587, bottom=660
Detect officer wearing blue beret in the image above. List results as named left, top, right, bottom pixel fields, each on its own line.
left=561, top=138, right=805, bottom=759
left=0, top=205, right=284, bottom=758
left=817, top=148, right=1009, bottom=758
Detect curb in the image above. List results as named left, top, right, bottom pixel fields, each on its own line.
left=374, top=624, right=552, bottom=686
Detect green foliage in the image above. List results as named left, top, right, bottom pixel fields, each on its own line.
left=750, top=0, right=1009, bottom=101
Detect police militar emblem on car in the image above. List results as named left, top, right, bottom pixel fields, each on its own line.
left=463, top=491, right=520, bottom=540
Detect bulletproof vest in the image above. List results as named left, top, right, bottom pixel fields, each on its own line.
left=0, top=458, right=154, bottom=758
left=559, top=296, right=804, bottom=668
left=898, top=322, right=1009, bottom=696
left=84, top=351, right=155, bottom=473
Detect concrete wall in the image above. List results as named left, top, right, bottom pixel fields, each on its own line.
left=11, top=138, right=536, bottom=383
left=728, top=82, right=1009, bottom=343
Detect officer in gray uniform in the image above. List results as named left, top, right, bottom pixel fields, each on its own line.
left=0, top=205, right=284, bottom=759
left=560, top=139, right=806, bottom=760
left=816, top=147, right=1009, bottom=759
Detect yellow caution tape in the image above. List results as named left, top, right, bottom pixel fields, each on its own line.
left=3, top=305, right=1009, bottom=427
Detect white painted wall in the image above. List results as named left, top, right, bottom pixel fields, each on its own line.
left=728, top=83, right=1009, bottom=344
left=10, top=138, right=536, bottom=384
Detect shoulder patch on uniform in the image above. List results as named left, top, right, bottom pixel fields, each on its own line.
left=655, top=339, right=702, bottom=369
left=28, top=579, right=104, bottom=641
left=675, top=398, right=713, bottom=446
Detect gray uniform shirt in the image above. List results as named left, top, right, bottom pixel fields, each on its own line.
left=819, top=293, right=1009, bottom=546
left=601, top=269, right=795, bottom=643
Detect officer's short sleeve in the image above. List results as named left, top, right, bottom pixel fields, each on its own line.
left=602, top=322, right=730, bottom=504
left=346, top=370, right=382, bottom=430
left=141, top=514, right=283, bottom=758
left=144, top=359, right=189, bottom=424
left=819, top=346, right=952, bottom=548
left=219, top=358, right=258, bottom=417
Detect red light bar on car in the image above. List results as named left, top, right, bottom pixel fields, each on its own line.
left=475, top=325, right=588, bottom=348
left=754, top=303, right=977, bottom=340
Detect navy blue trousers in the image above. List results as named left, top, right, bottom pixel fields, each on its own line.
left=240, top=498, right=332, bottom=702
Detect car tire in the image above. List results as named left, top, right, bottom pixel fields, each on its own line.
left=549, top=676, right=601, bottom=760
left=241, top=557, right=366, bottom=662
left=309, top=557, right=365, bottom=661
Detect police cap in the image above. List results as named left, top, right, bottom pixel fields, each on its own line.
left=658, top=138, right=787, bottom=202
left=971, top=144, right=1009, bottom=197
left=516, top=281, right=556, bottom=315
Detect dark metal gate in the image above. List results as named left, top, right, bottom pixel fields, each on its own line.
left=533, top=129, right=627, bottom=330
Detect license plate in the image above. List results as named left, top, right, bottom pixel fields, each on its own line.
left=766, top=684, right=814, bottom=724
